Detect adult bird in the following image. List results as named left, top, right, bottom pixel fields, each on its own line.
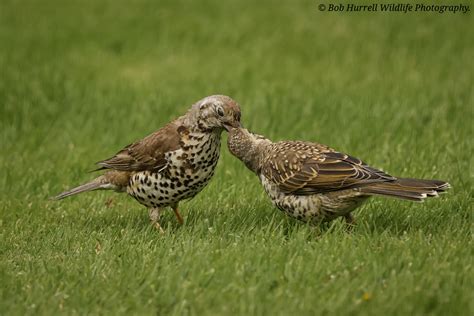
left=53, top=95, right=241, bottom=232
left=227, top=127, right=449, bottom=227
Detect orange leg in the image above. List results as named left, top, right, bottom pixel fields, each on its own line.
left=172, top=204, right=184, bottom=225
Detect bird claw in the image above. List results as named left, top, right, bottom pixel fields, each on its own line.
left=344, top=214, right=356, bottom=232
left=153, top=222, right=165, bottom=234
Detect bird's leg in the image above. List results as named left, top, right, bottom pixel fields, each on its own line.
left=344, top=213, right=356, bottom=232
left=171, top=203, right=184, bottom=225
left=148, top=208, right=164, bottom=234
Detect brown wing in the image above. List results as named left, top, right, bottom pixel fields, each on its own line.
left=262, top=141, right=396, bottom=195
left=96, top=122, right=182, bottom=171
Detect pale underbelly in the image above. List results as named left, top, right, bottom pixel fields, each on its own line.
left=259, top=175, right=369, bottom=223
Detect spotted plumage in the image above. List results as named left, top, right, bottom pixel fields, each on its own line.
left=227, top=128, right=450, bottom=226
left=127, top=130, right=221, bottom=208
left=53, top=95, right=241, bottom=231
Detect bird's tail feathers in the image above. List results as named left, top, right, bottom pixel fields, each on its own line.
left=51, top=175, right=114, bottom=200
left=360, top=178, right=450, bottom=202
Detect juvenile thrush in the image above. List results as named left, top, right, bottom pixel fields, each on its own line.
left=53, top=95, right=241, bottom=231
left=227, top=128, right=449, bottom=226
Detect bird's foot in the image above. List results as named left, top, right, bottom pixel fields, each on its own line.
left=344, top=213, right=356, bottom=232
left=149, top=208, right=165, bottom=234
left=153, top=221, right=165, bottom=234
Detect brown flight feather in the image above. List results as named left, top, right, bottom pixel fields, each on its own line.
left=262, top=142, right=396, bottom=195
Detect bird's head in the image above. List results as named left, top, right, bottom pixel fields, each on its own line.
left=227, top=127, right=270, bottom=173
left=190, top=95, right=241, bottom=132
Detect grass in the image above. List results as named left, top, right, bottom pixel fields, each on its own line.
left=0, top=0, right=473, bottom=315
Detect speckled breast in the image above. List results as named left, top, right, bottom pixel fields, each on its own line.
left=127, top=131, right=221, bottom=209
left=259, top=174, right=322, bottom=222
left=259, top=175, right=368, bottom=223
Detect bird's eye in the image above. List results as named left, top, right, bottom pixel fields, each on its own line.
left=216, top=106, right=224, bottom=117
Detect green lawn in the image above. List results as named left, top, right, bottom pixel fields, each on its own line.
left=1, top=0, right=473, bottom=315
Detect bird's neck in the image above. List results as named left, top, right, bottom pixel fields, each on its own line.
left=238, top=138, right=271, bottom=174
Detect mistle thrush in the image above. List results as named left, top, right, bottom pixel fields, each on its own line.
left=53, top=95, right=241, bottom=231
left=227, top=128, right=449, bottom=226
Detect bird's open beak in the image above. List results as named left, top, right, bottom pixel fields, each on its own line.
left=223, top=121, right=241, bottom=132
